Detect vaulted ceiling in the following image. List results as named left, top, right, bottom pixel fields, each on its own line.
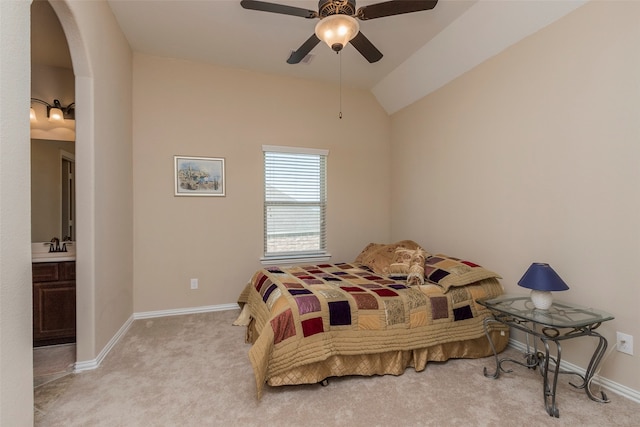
left=106, top=0, right=476, bottom=90
left=33, top=0, right=586, bottom=114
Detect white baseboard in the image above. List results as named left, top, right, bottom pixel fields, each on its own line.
left=74, top=314, right=134, bottom=372
left=133, top=303, right=240, bottom=320
left=508, top=338, right=640, bottom=404
left=73, top=303, right=240, bottom=372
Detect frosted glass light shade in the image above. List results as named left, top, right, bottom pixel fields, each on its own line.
left=48, top=107, right=64, bottom=123
left=30, top=107, right=37, bottom=123
left=315, top=15, right=359, bottom=52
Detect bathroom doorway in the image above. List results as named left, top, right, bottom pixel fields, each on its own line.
left=31, top=0, right=77, bottom=384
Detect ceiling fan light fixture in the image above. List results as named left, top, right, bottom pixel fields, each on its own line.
left=315, top=14, right=359, bottom=52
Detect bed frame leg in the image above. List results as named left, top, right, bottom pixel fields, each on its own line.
left=319, top=378, right=329, bottom=387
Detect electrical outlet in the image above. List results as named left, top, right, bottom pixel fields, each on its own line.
left=190, top=278, right=198, bottom=290
left=616, top=332, right=633, bottom=355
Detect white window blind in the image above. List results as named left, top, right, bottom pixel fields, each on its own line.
left=263, top=146, right=328, bottom=259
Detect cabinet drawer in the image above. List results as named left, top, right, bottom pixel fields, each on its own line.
left=32, top=263, right=60, bottom=282
left=32, top=261, right=75, bottom=281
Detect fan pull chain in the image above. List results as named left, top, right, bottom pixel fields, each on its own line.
left=339, top=51, right=343, bottom=119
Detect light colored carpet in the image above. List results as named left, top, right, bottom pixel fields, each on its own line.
left=35, top=310, right=640, bottom=426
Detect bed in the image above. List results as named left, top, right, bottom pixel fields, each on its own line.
left=236, top=240, right=509, bottom=397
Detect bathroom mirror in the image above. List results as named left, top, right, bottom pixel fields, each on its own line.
left=31, top=139, right=75, bottom=242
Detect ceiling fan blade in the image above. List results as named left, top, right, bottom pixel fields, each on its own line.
left=349, top=32, right=383, bottom=63
left=357, top=0, right=438, bottom=20
left=240, top=0, right=318, bottom=19
left=287, top=34, right=321, bottom=64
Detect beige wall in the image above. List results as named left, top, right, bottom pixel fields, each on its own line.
left=0, top=1, right=33, bottom=423
left=132, top=54, right=391, bottom=312
left=390, top=2, right=640, bottom=391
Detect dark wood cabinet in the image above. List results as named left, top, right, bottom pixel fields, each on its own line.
left=33, top=262, right=76, bottom=347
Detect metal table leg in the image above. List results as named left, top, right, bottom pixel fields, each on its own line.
left=540, top=339, right=561, bottom=417
left=482, top=317, right=537, bottom=379
left=568, top=332, right=610, bottom=403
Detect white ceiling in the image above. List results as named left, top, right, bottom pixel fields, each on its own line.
left=109, top=0, right=476, bottom=89
left=106, top=0, right=476, bottom=90
left=33, top=0, right=587, bottom=114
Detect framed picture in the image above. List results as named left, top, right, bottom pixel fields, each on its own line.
left=174, top=156, right=225, bottom=196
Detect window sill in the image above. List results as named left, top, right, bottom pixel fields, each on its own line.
left=260, top=253, right=331, bottom=266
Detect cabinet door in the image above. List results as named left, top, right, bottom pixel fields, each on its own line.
left=33, top=281, right=76, bottom=342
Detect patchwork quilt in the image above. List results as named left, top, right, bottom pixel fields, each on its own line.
left=238, top=263, right=505, bottom=396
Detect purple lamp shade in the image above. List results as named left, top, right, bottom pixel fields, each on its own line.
left=518, top=263, right=569, bottom=310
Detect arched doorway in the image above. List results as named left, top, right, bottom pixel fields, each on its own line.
left=30, top=2, right=76, bottom=382
left=32, top=0, right=95, bottom=370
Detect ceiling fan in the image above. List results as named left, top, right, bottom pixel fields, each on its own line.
left=240, top=0, right=438, bottom=64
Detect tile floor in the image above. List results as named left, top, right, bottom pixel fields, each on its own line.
left=33, top=343, right=75, bottom=388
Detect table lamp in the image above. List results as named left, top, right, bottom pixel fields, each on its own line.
left=517, top=263, right=569, bottom=310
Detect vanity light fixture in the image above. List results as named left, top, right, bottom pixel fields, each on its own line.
left=30, top=98, right=75, bottom=123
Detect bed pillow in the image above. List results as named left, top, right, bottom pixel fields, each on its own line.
left=388, top=248, right=415, bottom=274
left=354, top=240, right=427, bottom=275
left=354, top=243, right=385, bottom=265
left=424, top=254, right=501, bottom=292
left=389, top=247, right=427, bottom=286
left=407, top=248, right=427, bottom=286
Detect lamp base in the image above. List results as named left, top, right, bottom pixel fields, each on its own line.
left=530, top=290, right=553, bottom=310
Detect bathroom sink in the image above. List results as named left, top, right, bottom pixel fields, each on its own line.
left=32, top=242, right=76, bottom=263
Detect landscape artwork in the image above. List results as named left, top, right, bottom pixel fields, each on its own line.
left=174, top=156, right=225, bottom=196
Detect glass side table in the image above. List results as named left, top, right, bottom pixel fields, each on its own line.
left=477, top=295, right=614, bottom=418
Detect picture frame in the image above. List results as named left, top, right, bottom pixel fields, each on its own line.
left=174, top=156, right=225, bottom=197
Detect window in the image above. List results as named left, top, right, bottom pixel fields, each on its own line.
left=262, top=145, right=329, bottom=262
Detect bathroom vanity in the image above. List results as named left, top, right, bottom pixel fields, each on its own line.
left=32, top=242, right=76, bottom=347
left=32, top=261, right=76, bottom=346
